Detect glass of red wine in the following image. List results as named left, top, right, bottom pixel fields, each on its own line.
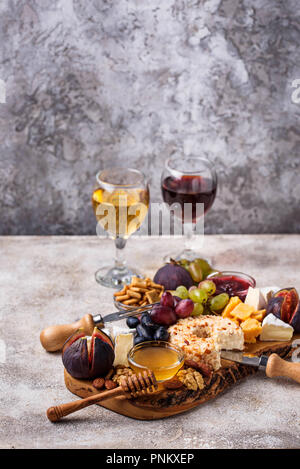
left=161, top=154, right=217, bottom=261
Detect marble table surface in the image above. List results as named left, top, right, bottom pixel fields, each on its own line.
left=0, top=235, right=300, bottom=449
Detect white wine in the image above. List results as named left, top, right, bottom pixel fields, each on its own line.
left=92, top=187, right=149, bottom=239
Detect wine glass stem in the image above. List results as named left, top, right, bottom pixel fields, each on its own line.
left=184, top=222, right=196, bottom=252
left=114, top=237, right=127, bottom=270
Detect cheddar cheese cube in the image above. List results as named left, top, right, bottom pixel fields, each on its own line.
left=241, top=318, right=262, bottom=343
left=222, top=296, right=242, bottom=318
left=250, top=309, right=266, bottom=322
left=230, top=303, right=255, bottom=322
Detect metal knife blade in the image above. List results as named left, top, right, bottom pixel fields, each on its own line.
left=221, top=350, right=268, bottom=370
left=92, top=302, right=159, bottom=326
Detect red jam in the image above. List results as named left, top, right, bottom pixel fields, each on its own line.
left=210, top=273, right=255, bottom=301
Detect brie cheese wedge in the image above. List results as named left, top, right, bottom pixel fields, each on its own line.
left=260, top=313, right=293, bottom=342
left=113, top=332, right=134, bottom=367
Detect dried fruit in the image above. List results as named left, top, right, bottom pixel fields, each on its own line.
left=153, top=260, right=194, bottom=291
left=105, top=379, right=118, bottom=390
left=184, top=359, right=213, bottom=377
left=62, top=327, right=115, bottom=380
left=266, top=288, right=300, bottom=332
left=92, top=377, right=105, bottom=390
left=163, top=378, right=184, bottom=390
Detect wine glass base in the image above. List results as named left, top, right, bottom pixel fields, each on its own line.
left=163, top=250, right=212, bottom=265
left=95, top=266, right=143, bottom=289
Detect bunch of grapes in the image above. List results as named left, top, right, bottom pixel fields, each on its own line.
left=126, top=291, right=195, bottom=344
left=178, top=258, right=213, bottom=283
left=175, top=280, right=230, bottom=316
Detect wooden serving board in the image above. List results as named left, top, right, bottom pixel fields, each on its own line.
left=64, top=336, right=299, bottom=421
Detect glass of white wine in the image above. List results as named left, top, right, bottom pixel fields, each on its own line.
left=92, top=167, right=149, bottom=288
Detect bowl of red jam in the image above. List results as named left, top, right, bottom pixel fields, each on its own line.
left=207, top=271, right=256, bottom=301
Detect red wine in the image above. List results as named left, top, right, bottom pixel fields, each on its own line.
left=161, top=175, right=217, bottom=222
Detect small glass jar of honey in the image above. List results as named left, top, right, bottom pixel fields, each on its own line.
left=128, top=341, right=184, bottom=382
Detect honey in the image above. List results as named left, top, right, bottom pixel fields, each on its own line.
left=128, top=342, right=184, bottom=382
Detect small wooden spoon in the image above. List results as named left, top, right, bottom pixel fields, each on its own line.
left=47, top=370, right=157, bottom=422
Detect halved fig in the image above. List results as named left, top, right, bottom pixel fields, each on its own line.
left=62, top=327, right=114, bottom=379
left=266, top=287, right=300, bottom=332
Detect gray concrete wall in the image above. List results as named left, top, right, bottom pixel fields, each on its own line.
left=0, top=0, right=300, bottom=235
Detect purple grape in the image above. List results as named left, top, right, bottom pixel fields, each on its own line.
left=175, top=299, right=194, bottom=318
left=160, top=291, right=174, bottom=308
left=150, top=305, right=177, bottom=326
left=172, top=296, right=182, bottom=308
left=154, top=326, right=169, bottom=341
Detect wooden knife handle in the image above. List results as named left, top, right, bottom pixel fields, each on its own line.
left=47, top=387, right=124, bottom=422
left=40, top=314, right=95, bottom=352
left=266, top=353, right=300, bottom=384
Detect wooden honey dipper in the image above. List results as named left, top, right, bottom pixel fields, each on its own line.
left=46, top=370, right=157, bottom=422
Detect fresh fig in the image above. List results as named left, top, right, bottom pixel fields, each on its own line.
left=266, top=287, right=300, bottom=332
left=153, top=260, right=194, bottom=291
left=62, top=327, right=114, bottom=379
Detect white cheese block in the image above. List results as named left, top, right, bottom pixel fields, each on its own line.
left=245, top=287, right=266, bottom=310
left=106, top=324, right=130, bottom=342
left=260, top=314, right=293, bottom=342
left=113, top=332, right=134, bottom=367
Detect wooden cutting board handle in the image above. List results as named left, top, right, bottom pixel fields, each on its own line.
left=266, top=353, right=300, bottom=383
left=47, top=387, right=125, bottom=422
left=40, top=314, right=95, bottom=352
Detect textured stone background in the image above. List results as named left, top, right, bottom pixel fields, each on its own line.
left=0, top=0, right=300, bottom=235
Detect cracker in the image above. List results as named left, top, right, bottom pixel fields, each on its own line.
left=123, top=298, right=138, bottom=305
left=127, top=290, right=142, bottom=300
left=145, top=289, right=161, bottom=304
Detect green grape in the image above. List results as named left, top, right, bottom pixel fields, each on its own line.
left=175, top=285, right=189, bottom=299
left=189, top=288, right=208, bottom=304
left=193, top=258, right=212, bottom=279
left=188, top=262, right=203, bottom=283
left=191, top=303, right=204, bottom=316
left=198, top=280, right=216, bottom=296
left=209, top=293, right=230, bottom=312
left=179, top=258, right=190, bottom=267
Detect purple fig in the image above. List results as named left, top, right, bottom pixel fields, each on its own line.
left=153, top=260, right=194, bottom=291
left=62, top=327, right=114, bottom=379
left=266, top=296, right=284, bottom=320
left=266, top=287, right=300, bottom=333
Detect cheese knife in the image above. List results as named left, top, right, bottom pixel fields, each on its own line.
left=221, top=350, right=300, bottom=384
left=40, top=303, right=159, bottom=352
